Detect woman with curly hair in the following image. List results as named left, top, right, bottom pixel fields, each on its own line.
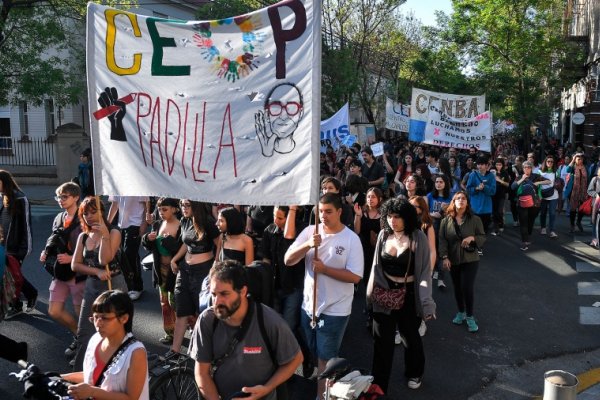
left=438, top=191, right=486, bottom=333
left=366, top=198, right=436, bottom=392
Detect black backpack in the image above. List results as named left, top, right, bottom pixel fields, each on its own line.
left=198, top=260, right=274, bottom=314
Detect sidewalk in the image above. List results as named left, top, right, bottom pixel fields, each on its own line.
left=471, top=210, right=600, bottom=399
left=469, top=347, right=600, bottom=399
left=21, top=184, right=58, bottom=206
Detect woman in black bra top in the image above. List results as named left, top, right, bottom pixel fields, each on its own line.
left=169, top=200, right=218, bottom=354
left=366, top=198, right=436, bottom=393
left=215, top=207, right=254, bottom=265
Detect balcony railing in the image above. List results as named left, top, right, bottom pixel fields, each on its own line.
left=0, top=137, right=56, bottom=166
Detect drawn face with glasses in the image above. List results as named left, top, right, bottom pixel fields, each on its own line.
left=264, top=84, right=304, bottom=140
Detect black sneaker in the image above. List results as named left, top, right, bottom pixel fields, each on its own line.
left=302, top=358, right=315, bottom=379
left=65, top=338, right=78, bottom=357
left=25, top=294, right=38, bottom=313
left=5, top=306, right=23, bottom=319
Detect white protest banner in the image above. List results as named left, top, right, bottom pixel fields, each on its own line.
left=423, top=104, right=492, bottom=152
left=320, top=103, right=349, bottom=152
left=409, top=88, right=485, bottom=143
left=86, top=0, right=321, bottom=205
left=385, top=97, right=409, bottom=132
left=371, top=142, right=384, bottom=157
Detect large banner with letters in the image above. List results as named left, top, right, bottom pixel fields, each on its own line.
left=409, top=88, right=485, bottom=143
left=320, top=103, right=352, bottom=152
left=86, top=0, right=321, bottom=205
left=385, top=97, right=409, bottom=132
left=423, top=105, right=492, bottom=152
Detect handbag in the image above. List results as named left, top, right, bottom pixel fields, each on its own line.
left=371, top=238, right=411, bottom=310
left=579, top=196, right=593, bottom=215
left=452, top=218, right=478, bottom=252
left=519, top=195, right=535, bottom=208
left=541, top=186, right=555, bottom=199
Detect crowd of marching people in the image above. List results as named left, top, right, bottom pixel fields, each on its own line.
left=2, top=133, right=600, bottom=399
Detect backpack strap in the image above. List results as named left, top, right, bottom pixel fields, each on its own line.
left=94, top=335, right=137, bottom=387
left=255, top=302, right=277, bottom=367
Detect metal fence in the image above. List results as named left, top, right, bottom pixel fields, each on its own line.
left=0, top=137, right=56, bottom=166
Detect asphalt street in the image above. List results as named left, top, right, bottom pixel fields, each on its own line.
left=1, top=196, right=600, bottom=399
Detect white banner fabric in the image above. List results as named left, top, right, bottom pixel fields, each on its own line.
left=409, top=88, right=485, bottom=143
left=86, top=1, right=321, bottom=205
left=385, top=97, right=409, bottom=132
left=423, top=104, right=492, bottom=152
left=320, top=103, right=350, bottom=152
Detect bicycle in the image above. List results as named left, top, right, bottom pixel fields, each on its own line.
left=10, top=360, right=72, bottom=400
left=148, top=351, right=201, bottom=400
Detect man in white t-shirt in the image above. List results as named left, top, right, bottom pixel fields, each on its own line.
left=108, top=196, right=149, bottom=300
left=284, top=193, right=363, bottom=399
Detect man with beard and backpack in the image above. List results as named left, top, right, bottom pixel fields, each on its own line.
left=189, top=260, right=302, bottom=400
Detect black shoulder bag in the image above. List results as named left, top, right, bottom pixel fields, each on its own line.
left=94, top=336, right=137, bottom=386
left=452, top=217, right=478, bottom=253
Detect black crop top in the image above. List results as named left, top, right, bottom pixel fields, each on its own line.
left=220, top=248, right=246, bottom=264
left=380, top=249, right=415, bottom=277
left=180, top=217, right=219, bottom=254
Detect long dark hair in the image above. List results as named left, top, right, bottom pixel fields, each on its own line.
left=219, top=207, right=245, bottom=235
left=431, top=174, right=451, bottom=199
left=0, top=170, right=22, bottom=215
left=187, top=200, right=210, bottom=239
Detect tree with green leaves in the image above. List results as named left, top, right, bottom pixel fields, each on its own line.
left=441, top=0, right=570, bottom=150
left=0, top=0, right=131, bottom=106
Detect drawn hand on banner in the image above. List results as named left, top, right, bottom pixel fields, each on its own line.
left=97, top=87, right=127, bottom=142
left=255, top=83, right=304, bottom=157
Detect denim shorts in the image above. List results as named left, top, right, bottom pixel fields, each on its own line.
left=301, top=311, right=349, bottom=361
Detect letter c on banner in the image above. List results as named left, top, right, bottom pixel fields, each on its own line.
left=105, top=10, right=142, bottom=75
left=268, top=0, right=307, bottom=79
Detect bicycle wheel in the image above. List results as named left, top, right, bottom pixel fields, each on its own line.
left=149, top=366, right=202, bottom=400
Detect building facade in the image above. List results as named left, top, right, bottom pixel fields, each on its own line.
left=560, top=0, right=600, bottom=153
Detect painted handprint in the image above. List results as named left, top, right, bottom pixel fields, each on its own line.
left=97, top=87, right=127, bottom=142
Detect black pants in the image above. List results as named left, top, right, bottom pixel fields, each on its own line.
left=11, top=259, right=38, bottom=310
left=518, top=206, right=539, bottom=242
left=122, top=225, right=143, bottom=292
left=0, top=333, right=27, bottom=362
left=569, top=210, right=584, bottom=228
left=371, top=283, right=423, bottom=393
left=449, top=261, right=479, bottom=316
left=492, top=196, right=505, bottom=230
left=475, top=213, right=491, bottom=234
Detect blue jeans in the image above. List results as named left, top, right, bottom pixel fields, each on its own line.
left=274, top=288, right=303, bottom=332
left=301, top=312, right=349, bottom=361
left=540, top=198, right=557, bottom=232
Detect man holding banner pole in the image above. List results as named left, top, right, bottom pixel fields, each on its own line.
left=284, top=193, right=363, bottom=399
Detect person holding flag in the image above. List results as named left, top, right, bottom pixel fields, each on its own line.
left=284, top=193, right=364, bottom=399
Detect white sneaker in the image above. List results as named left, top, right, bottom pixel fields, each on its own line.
left=540, top=228, right=547, bottom=235
left=128, top=290, right=142, bottom=301
left=432, top=271, right=439, bottom=280
left=437, top=279, right=446, bottom=290
left=419, top=320, right=427, bottom=337
left=408, top=377, right=422, bottom=389
left=549, top=231, right=558, bottom=238
left=394, top=331, right=406, bottom=347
